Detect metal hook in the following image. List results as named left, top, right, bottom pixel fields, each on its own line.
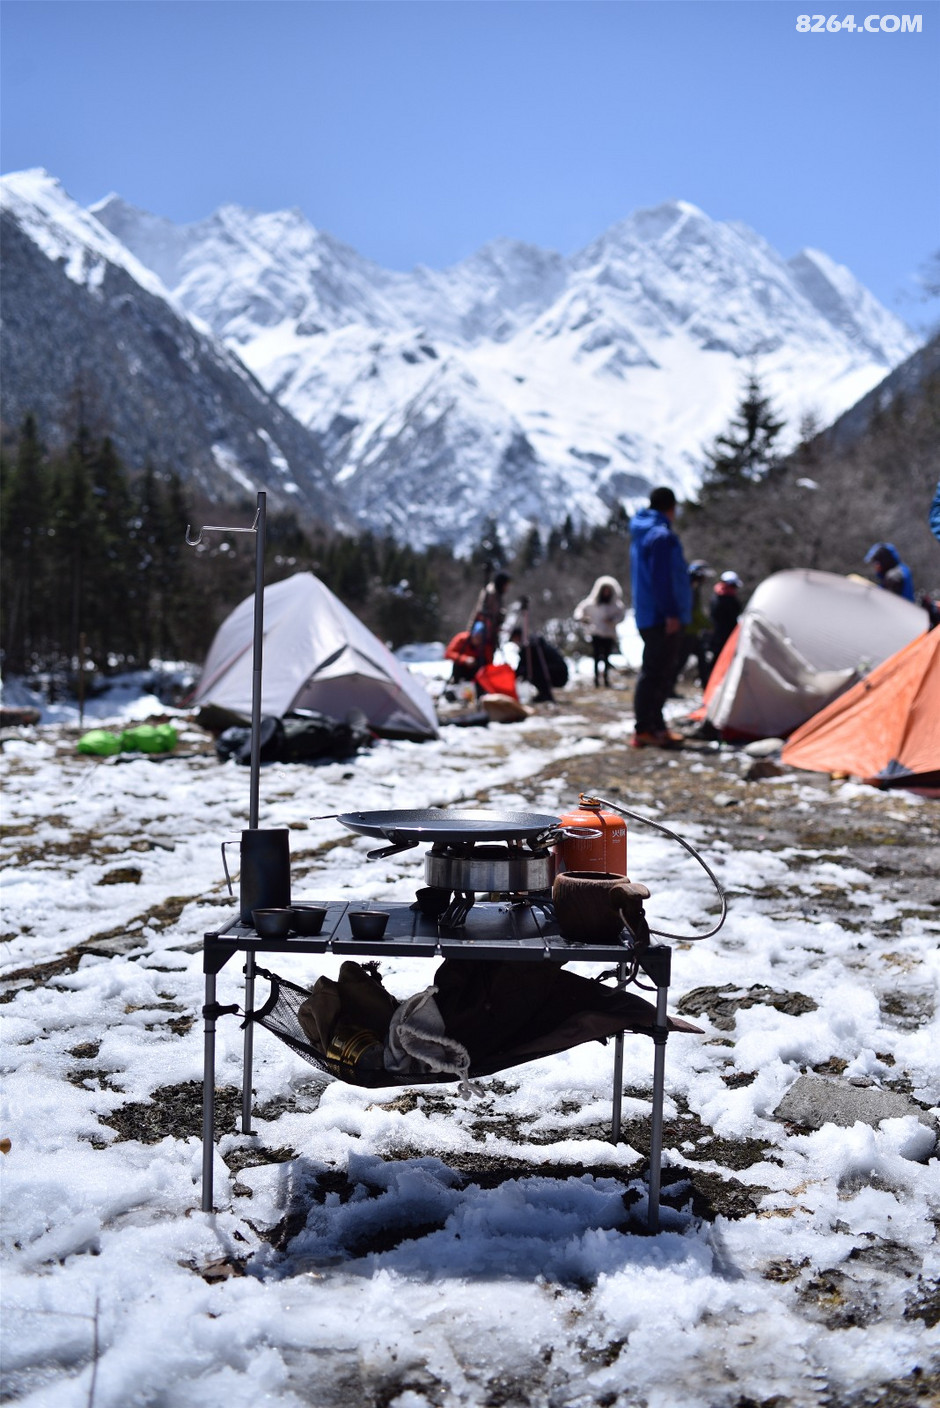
left=185, top=506, right=262, bottom=547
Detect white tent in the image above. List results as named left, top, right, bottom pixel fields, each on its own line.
left=193, top=572, right=438, bottom=741
left=704, top=569, right=928, bottom=738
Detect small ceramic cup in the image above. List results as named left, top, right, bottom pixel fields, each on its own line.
left=289, top=904, right=328, bottom=937
left=348, top=910, right=389, bottom=941
left=251, top=907, right=293, bottom=939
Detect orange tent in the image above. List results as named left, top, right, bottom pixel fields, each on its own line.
left=781, top=629, right=940, bottom=789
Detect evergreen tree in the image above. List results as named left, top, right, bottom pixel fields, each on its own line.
left=0, top=416, right=50, bottom=671
left=516, top=523, right=543, bottom=571
left=50, top=424, right=97, bottom=666
left=606, top=503, right=631, bottom=538
left=471, top=516, right=507, bottom=571
left=702, top=372, right=786, bottom=491
left=86, top=436, right=135, bottom=661
left=130, top=466, right=195, bottom=663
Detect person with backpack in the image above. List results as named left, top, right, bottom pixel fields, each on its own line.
left=709, top=571, right=743, bottom=661
left=509, top=624, right=568, bottom=703
left=573, top=575, right=626, bottom=687
left=668, top=559, right=714, bottom=693
left=864, top=542, right=915, bottom=602
left=628, top=486, right=692, bottom=748
left=469, top=569, right=513, bottom=670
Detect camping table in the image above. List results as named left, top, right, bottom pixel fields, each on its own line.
left=201, top=900, right=675, bottom=1230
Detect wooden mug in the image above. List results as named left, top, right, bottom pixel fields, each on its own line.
left=552, top=870, right=651, bottom=944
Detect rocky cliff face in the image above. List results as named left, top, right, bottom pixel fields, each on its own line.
left=0, top=172, right=348, bottom=528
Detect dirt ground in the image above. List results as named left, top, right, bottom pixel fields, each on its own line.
left=518, top=677, right=940, bottom=925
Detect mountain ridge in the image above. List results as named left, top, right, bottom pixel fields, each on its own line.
left=1, top=170, right=349, bottom=526
left=2, top=168, right=920, bottom=553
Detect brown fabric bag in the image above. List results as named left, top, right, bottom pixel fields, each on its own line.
left=297, top=961, right=400, bottom=1079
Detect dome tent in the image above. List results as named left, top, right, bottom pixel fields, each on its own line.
left=782, top=628, right=940, bottom=790
left=698, top=569, right=928, bottom=740
left=193, top=571, right=438, bottom=742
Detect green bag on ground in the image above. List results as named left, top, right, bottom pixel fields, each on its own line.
left=120, top=724, right=178, bottom=754
left=76, top=729, right=123, bottom=756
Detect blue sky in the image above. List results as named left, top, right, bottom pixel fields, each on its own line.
left=2, top=0, right=937, bottom=322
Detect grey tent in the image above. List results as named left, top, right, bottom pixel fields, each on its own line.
left=193, top=572, right=438, bottom=741
left=703, top=569, right=928, bottom=739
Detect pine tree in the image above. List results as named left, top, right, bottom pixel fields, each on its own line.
left=471, top=516, right=506, bottom=571
left=87, top=436, right=135, bottom=662
left=702, top=372, right=786, bottom=491
left=516, top=524, right=543, bottom=571
left=0, top=416, right=50, bottom=671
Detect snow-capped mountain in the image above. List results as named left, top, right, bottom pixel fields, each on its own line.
left=0, top=171, right=348, bottom=525
left=3, top=169, right=918, bottom=553
left=94, top=189, right=917, bottom=550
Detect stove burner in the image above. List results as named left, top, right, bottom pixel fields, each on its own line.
left=419, top=841, right=554, bottom=927
left=425, top=842, right=553, bottom=897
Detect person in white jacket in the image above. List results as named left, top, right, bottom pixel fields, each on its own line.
left=574, top=575, right=626, bottom=687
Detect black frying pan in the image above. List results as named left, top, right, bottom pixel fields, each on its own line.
left=334, top=808, right=560, bottom=845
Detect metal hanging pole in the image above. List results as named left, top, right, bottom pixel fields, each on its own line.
left=201, top=972, right=217, bottom=1211
left=248, top=491, right=266, bottom=830
left=243, top=492, right=266, bottom=1133
left=188, top=493, right=268, bottom=1166
left=186, top=492, right=267, bottom=828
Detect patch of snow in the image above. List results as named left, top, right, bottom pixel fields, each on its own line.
left=0, top=668, right=937, bottom=1407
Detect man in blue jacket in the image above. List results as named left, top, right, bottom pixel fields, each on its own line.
left=629, top=486, right=692, bottom=747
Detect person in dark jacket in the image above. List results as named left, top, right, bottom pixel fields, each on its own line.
left=509, top=626, right=568, bottom=703
left=709, top=571, right=743, bottom=660
left=864, top=542, right=915, bottom=601
left=628, top=486, right=692, bottom=747
left=669, top=559, right=714, bottom=693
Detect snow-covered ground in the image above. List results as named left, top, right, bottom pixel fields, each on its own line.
left=1, top=675, right=937, bottom=1408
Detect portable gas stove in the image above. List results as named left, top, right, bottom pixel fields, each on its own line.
left=200, top=803, right=695, bottom=1232
left=335, top=808, right=561, bottom=927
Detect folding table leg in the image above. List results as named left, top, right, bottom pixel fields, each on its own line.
left=201, top=973, right=217, bottom=1213
left=647, top=982, right=669, bottom=1233
left=241, top=952, right=256, bottom=1135
left=610, top=961, right=626, bottom=1143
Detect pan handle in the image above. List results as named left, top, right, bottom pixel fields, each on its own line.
left=367, top=839, right=420, bottom=861
left=536, top=826, right=603, bottom=847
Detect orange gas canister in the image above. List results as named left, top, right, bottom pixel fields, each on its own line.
left=553, top=795, right=627, bottom=876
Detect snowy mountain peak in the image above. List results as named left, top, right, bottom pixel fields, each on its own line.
left=787, top=247, right=913, bottom=365
left=1, top=171, right=171, bottom=300
left=625, top=198, right=707, bottom=242
left=2, top=169, right=921, bottom=553
left=89, top=193, right=193, bottom=290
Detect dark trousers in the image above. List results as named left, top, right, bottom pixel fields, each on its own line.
left=635, top=626, right=681, bottom=734
left=671, top=630, right=711, bottom=689
left=591, top=636, right=614, bottom=682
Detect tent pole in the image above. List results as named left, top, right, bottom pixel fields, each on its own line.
left=248, top=492, right=266, bottom=831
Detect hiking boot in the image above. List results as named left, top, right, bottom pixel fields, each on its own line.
left=631, top=729, right=684, bottom=750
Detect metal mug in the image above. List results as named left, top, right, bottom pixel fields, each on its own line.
left=222, top=828, right=291, bottom=924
